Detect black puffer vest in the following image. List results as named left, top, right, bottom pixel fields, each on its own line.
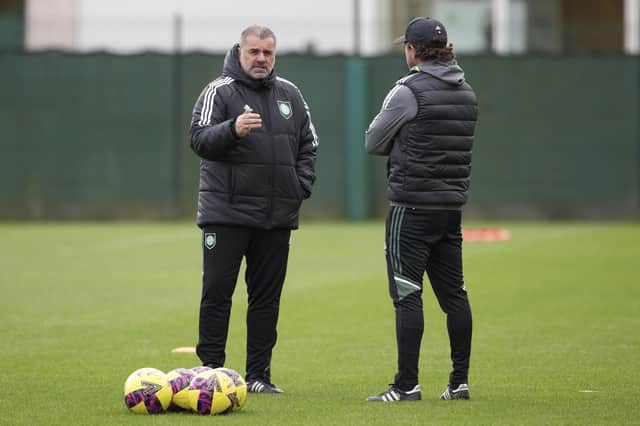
left=387, top=69, right=478, bottom=209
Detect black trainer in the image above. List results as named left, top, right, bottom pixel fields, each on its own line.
left=366, top=384, right=421, bottom=402
left=246, top=379, right=284, bottom=394
left=440, top=383, right=470, bottom=400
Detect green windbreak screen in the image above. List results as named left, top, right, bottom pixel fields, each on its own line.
left=0, top=52, right=638, bottom=220
left=367, top=55, right=640, bottom=219
left=0, top=53, right=176, bottom=219
left=464, top=56, right=639, bottom=218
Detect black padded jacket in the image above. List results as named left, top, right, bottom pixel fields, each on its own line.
left=189, top=45, right=318, bottom=229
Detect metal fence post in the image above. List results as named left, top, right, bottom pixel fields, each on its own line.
left=344, top=56, right=369, bottom=221
left=172, top=13, right=183, bottom=218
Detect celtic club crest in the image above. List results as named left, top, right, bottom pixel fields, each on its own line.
left=277, top=100, right=292, bottom=119
left=204, top=233, right=216, bottom=250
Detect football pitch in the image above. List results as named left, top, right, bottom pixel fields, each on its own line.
left=1, top=221, right=639, bottom=425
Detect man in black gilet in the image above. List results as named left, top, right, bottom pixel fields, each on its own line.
left=365, top=17, right=478, bottom=402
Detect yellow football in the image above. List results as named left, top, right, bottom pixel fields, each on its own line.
left=188, top=369, right=236, bottom=415
left=214, top=367, right=247, bottom=412
left=123, top=368, right=172, bottom=414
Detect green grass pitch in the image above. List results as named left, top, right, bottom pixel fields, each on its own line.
left=1, top=221, right=639, bottom=425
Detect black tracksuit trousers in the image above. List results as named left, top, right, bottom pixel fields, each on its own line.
left=196, top=225, right=290, bottom=383
left=385, top=206, right=472, bottom=390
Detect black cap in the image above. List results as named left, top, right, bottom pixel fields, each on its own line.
left=393, top=17, right=448, bottom=47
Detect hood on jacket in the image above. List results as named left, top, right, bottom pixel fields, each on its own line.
left=222, top=44, right=276, bottom=90
left=415, top=60, right=466, bottom=86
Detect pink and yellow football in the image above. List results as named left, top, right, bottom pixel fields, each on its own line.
left=123, top=368, right=172, bottom=414
left=188, top=369, right=237, bottom=415
left=166, top=368, right=196, bottom=411
left=214, top=367, right=247, bottom=412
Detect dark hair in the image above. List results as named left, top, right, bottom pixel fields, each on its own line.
left=240, top=25, right=277, bottom=46
left=414, top=42, right=456, bottom=63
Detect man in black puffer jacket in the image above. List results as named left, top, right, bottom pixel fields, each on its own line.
left=365, top=17, right=477, bottom=402
left=189, top=25, right=318, bottom=394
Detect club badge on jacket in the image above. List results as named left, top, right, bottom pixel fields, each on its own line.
left=277, top=101, right=292, bottom=119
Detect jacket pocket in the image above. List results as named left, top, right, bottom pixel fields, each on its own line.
left=294, top=177, right=304, bottom=201
left=272, top=165, right=302, bottom=201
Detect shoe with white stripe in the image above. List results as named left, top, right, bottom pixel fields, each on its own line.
left=246, top=379, right=283, bottom=394
left=440, top=383, right=470, bottom=400
left=366, top=384, right=421, bottom=402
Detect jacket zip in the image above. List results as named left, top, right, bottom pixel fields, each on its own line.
left=262, top=92, right=276, bottom=228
